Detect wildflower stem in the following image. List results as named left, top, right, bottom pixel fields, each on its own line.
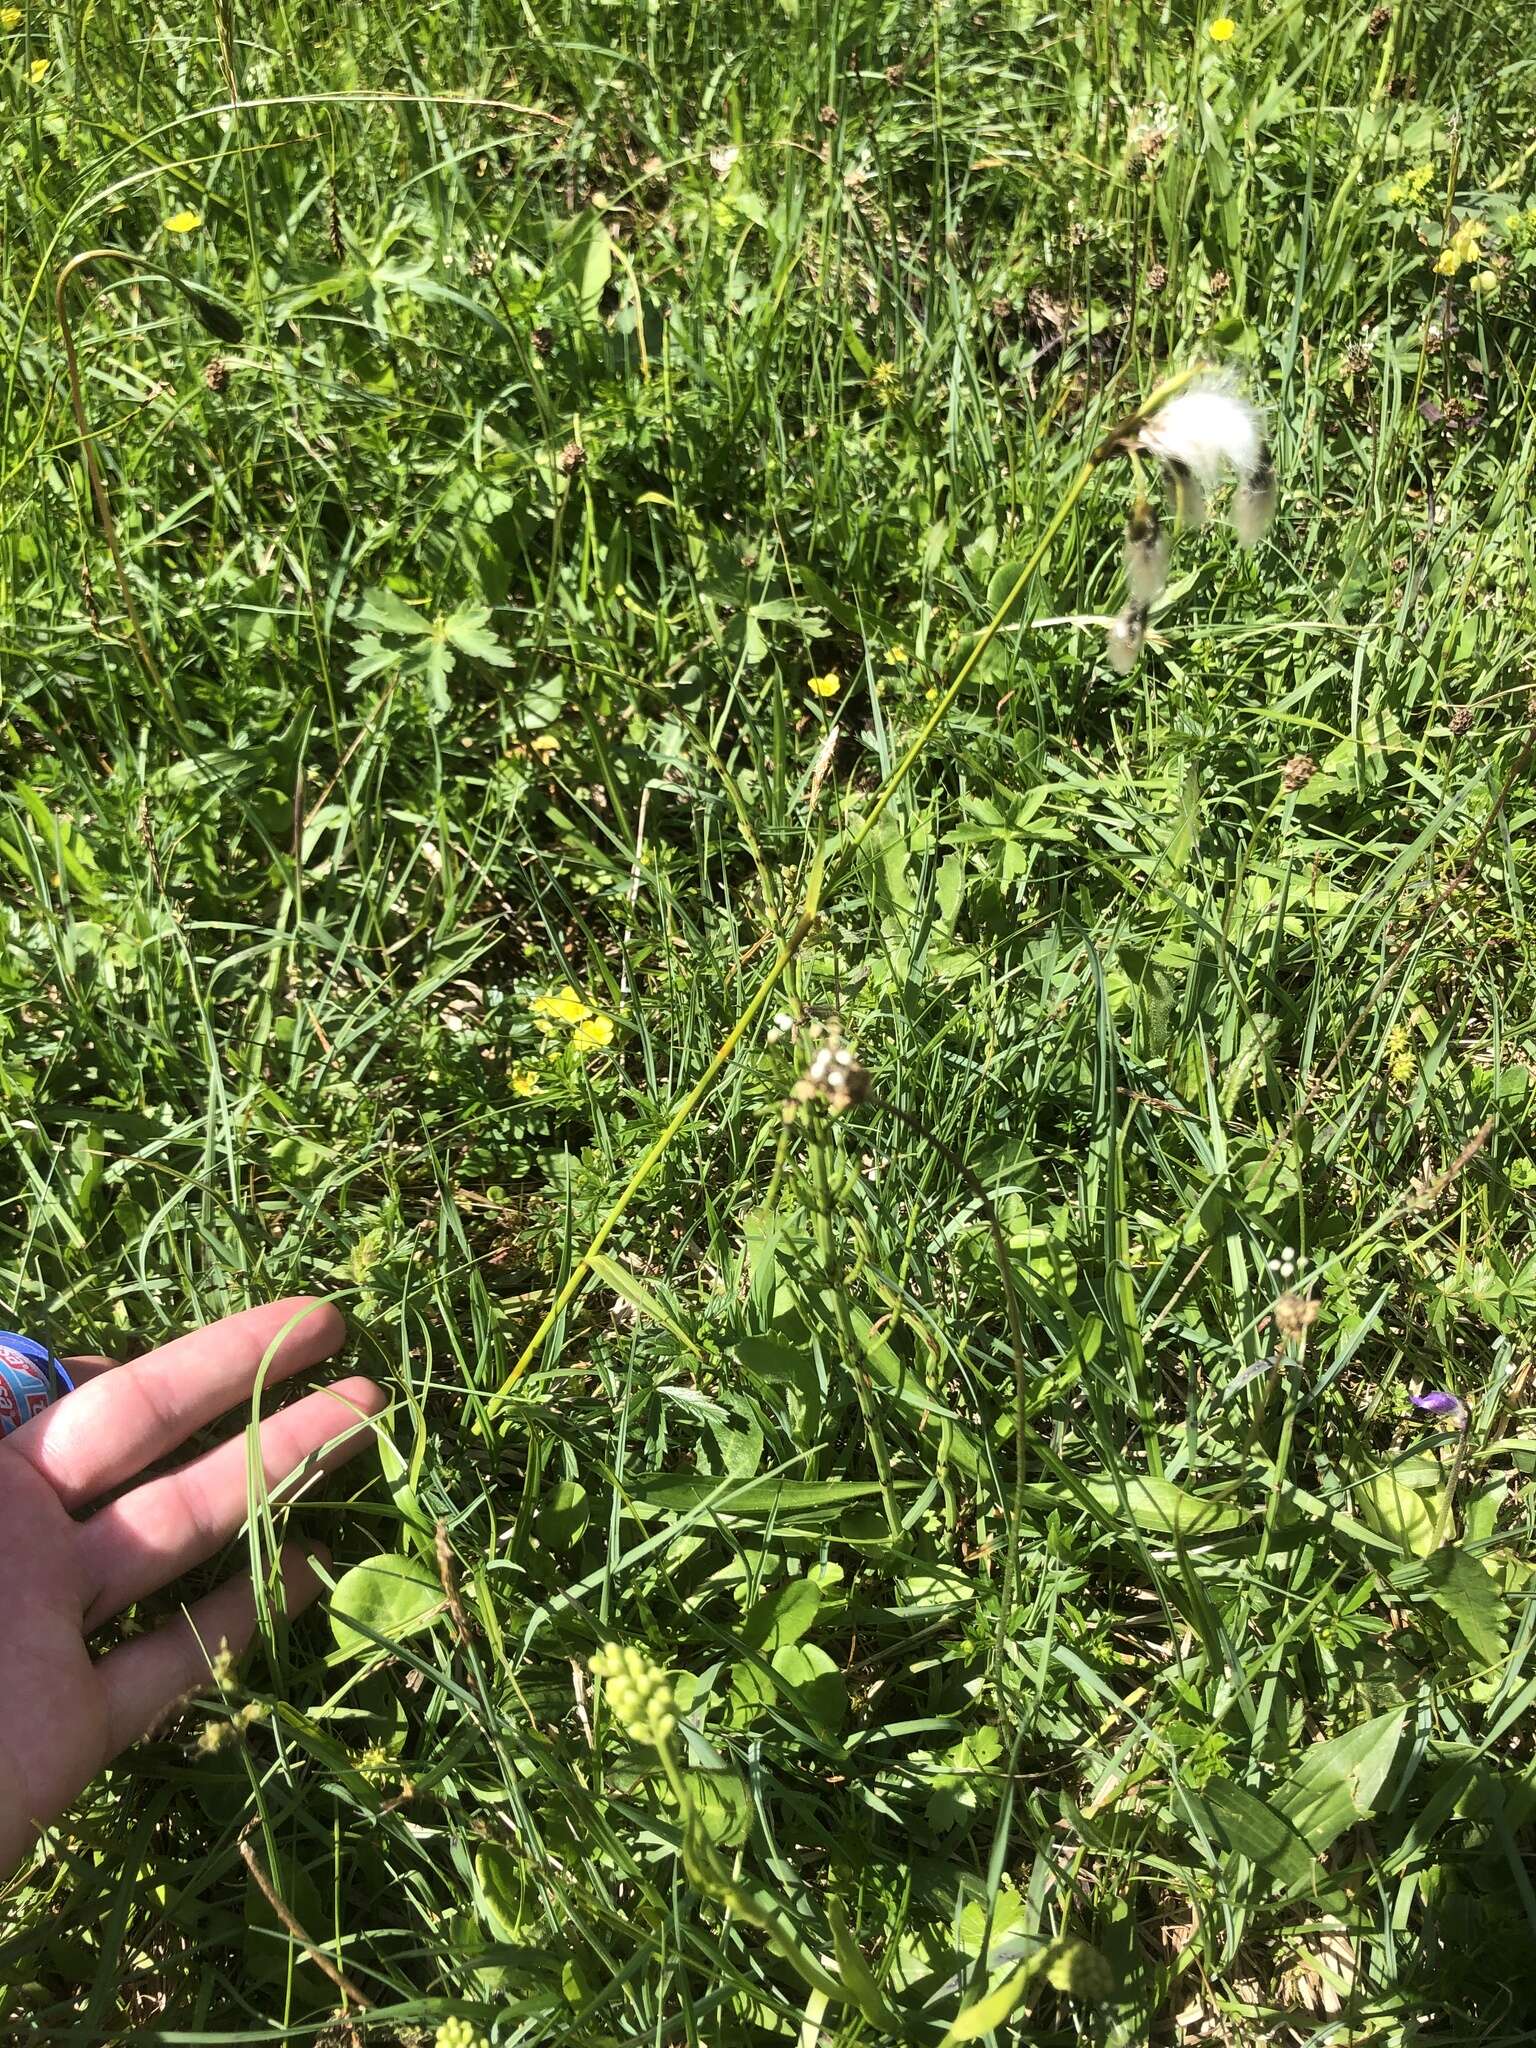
left=486, top=888, right=823, bottom=1411
left=873, top=1093, right=1030, bottom=1663
left=486, top=363, right=1208, bottom=1415
left=804, top=1106, right=904, bottom=1542
left=1430, top=1422, right=1471, bottom=1551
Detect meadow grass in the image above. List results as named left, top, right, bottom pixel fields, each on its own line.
left=4, top=0, right=1536, bottom=2040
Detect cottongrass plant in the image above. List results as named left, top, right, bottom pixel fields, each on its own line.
left=1100, top=375, right=1275, bottom=671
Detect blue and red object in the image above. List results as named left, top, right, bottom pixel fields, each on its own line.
left=0, top=1332, right=75, bottom=1437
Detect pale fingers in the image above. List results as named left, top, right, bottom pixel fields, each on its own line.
left=96, top=1542, right=331, bottom=1758
left=5, top=1297, right=346, bottom=1510
left=77, top=1376, right=385, bottom=1629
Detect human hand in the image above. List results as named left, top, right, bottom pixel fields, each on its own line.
left=0, top=1298, right=383, bottom=1878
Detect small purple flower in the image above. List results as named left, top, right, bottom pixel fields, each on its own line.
left=1411, top=1389, right=1467, bottom=1428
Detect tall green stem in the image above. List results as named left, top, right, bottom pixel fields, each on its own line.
left=487, top=362, right=1213, bottom=1414
left=805, top=1106, right=903, bottom=1542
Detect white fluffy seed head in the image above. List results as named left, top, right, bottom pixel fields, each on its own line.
left=1137, top=382, right=1265, bottom=488
left=1123, top=504, right=1170, bottom=603
left=1231, top=465, right=1277, bottom=546
left=1164, top=462, right=1208, bottom=529
left=1106, top=602, right=1149, bottom=675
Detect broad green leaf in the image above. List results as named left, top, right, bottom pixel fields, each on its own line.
left=476, top=1843, right=534, bottom=1940
left=539, top=1479, right=590, bottom=1550
left=579, top=214, right=613, bottom=318
left=688, top=1772, right=752, bottom=1846
left=735, top=1333, right=816, bottom=1392
left=1200, top=1778, right=1317, bottom=1892
left=1273, top=1710, right=1404, bottom=1854
left=330, top=1552, right=443, bottom=1659
left=739, top=1576, right=820, bottom=1652
left=1084, top=1474, right=1243, bottom=1538
left=1424, top=1545, right=1509, bottom=1664
left=1356, top=1470, right=1437, bottom=1558
left=771, top=1642, right=847, bottom=1729
left=632, top=1474, right=895, bottom=1518
left=942, top=1959, right=1036, bottom=2043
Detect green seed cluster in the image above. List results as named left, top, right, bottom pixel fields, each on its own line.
left=434, top=2018, right=488, bottom=2048
left=591, top=1642, right=677, bottom=1745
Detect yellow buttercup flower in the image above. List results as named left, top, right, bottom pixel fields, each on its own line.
left=571, top=1015, right=614, bottom=1053
left=884, top=643, right=909, bottom=666
left=1208, top=15, right=1235, bottom=40
left=530, top=984, right=592, bottom=1027
left=1, top=11, right=24, bottom=31
left=510, top=1066, right=541, bottom=1098
left=28, top=53, right=47, bottom=80
left=163, top=209, right=203, bottom=235
left=808, top=671, right=840, bottom=699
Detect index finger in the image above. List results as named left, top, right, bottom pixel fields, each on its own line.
left=2, top=1298, right=346, bottom=1511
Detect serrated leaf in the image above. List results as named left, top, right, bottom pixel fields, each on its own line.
left=330, top=1553, right=443, bottom=1660
left=1273, top=1710, right=1404, bottom=1854
left=356, top=585, right=430, bottom=637
left=1083, top=1474, right=1243, bottom=1537
left=444, top=605, right=515, bottom=667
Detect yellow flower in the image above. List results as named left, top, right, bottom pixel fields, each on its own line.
left=1, top=11, right=24, bottom=30
left=884, top=644, right=909, bottom=666
left=530, top=984, right=592, bottom=1026
left=1386, top=162, right=1436, bottom=208
left=571, top=1015, right=614, bottom=1053
left=1433, top=217, right=1486, bottom=277
left=510, top=1066, right=541, bottom=1098
left=808, top=670, right=840, bottom=699
left=28, top=53, right=47, bottom=81
left=1208, top=15, right=1235, bottom=40
left=163, top=209, right=202, bottom=235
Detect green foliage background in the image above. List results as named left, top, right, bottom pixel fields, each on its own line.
left=4, top=0, right=1536, bottom=2040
